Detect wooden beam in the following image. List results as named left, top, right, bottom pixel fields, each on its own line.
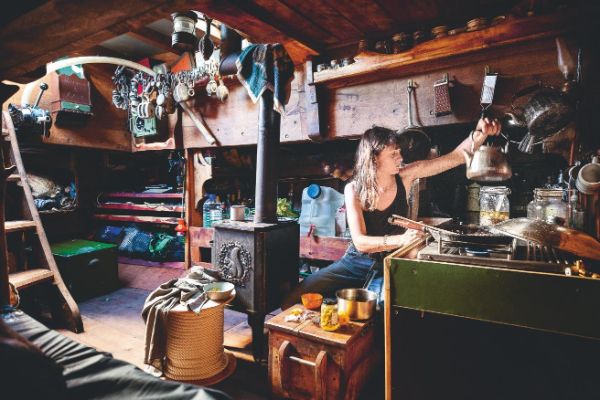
left=127, top=28, right=179, bottom=56
left=0, top=0, right=196, bottom=81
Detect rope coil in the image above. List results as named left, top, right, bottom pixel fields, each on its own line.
left=164, top=300, right=230, bottom=380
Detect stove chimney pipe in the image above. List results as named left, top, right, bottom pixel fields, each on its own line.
left=255, top=90, right=280, bottom=223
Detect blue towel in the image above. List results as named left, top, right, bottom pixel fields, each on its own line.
left=235, top=43, right=294, bottom=114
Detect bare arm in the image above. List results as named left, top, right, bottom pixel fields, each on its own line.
left=400, top=118, right=501, bottom=183
left=344, top=182, right=422, bottom=253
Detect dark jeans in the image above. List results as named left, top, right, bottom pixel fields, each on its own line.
left=282, top=243, right=384, bottom=310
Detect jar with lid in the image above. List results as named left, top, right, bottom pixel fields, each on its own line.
left=320, top=298, right=339, bottom=331
left=526, top=188, right=568, bottom=225
left=479, top=186, right=510, bottom=226
left=391, top=33, right=411, bottom=53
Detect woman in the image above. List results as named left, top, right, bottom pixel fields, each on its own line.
left=283, top=118, right=501, bottom=309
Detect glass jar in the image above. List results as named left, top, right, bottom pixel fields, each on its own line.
left=527, top=189, right=568, bottom=225
left=479, top=186, right=510, bottom=226
left=320, top=298, right=339, bottom=331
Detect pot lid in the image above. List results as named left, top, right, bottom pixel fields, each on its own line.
left=491, top=218, right=600, bottom=260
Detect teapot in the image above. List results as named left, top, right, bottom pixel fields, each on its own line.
left=463, top=132, right=512, bottom=182
left=503, top=83, right=574, bottom=153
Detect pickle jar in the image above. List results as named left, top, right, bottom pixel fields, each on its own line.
left=320, top=298, right=340, bottom=331
left=479, top=186, right=510, bottom=226
left=526, top=188, right=568, bottom=225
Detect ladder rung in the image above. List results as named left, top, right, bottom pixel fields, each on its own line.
left=7, top=174, right=20, bottom=182
left=5, top=220, right=37, bottom=233
left=9, top=268, right=54, bottom=289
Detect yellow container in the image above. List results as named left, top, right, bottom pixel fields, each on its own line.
left=320, top=298, right=340, bottom=331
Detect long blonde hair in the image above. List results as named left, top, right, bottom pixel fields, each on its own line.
left=353, top=127, right=399, bottom=211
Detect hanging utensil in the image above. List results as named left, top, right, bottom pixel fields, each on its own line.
left=397, top=80, right=431, bottom=163
left=199, top=16, right=215, bottom=61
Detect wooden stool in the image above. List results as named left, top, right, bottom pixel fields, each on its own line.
left=164, top=293, right=236, bottom=385
left=266, top=305, right=380, bottom=400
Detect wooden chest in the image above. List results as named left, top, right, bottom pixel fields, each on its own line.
left=51, top=239, right=118, bottom=301
left=265, top=305, right=380, bottom=400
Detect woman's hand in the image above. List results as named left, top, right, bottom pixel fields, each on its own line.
left=388, top=229, right=426, bottom=249
left=472, top=117, right=502, bottom=150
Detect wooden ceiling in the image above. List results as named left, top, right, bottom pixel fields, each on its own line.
left=227, top=0, right=523, bottom=50
left=0, top=0, right=586, bottom=83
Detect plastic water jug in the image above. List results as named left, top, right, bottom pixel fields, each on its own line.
left=299, top=184, right=345, bottom=237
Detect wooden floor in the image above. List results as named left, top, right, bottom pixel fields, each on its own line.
left=55, top=263, right=384, bottom=399
left=57, top=263, right=274, bottom=399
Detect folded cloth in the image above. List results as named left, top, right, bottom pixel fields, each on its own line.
left=141, top=269, right=215, bottom=372
left=235, top=43, right=295, bottom=114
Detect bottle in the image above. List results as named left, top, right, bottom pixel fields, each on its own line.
left=202, top=194, right=216, bottom=227
left=335, top=206, right=347, bottom=237
left=320, top=298, right=340, bottom=332
left=299, top=184, right=345, bottom=237
left=211, top=196, right=223, bottom=225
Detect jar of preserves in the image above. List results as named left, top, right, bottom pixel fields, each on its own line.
left=526, top=188, right=568, bottom=225
left=479, top=186, right=510, bottom=226
left=320, top=298, right=339, bottom=331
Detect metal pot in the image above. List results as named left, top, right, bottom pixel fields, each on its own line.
left=504, top=83, right=574, bottom=153
left=463, top=131, right=512, bottom=182
left=336, top=288, right=377, bottom=321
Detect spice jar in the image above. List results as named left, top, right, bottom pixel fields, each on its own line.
left=374, top=40, right=389, bottom=54
left=391, top=33, right=411, bottom=53
left=526, top=188, right=568, bottom=225
left=479, top=186, right=510, bottom=226
left=320, top=298, right=339, bottom=331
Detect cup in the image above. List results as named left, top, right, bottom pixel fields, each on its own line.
left=576, top=157, right=600, bottom=194
left=230, top=205, right=246, bottom=221
left=137, top=101, right=155, bottom=119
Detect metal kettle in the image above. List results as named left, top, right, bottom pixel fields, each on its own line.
left=463, top=132, right=512, bottom=182
left=503, top=83, right=574, bottom=153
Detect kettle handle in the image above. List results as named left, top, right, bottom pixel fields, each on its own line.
left=511, top=82, right=560, bottom=111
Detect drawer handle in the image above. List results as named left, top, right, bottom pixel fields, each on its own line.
left=87, top=258, right=100, bottom=268
left=275, top=340, right=328, bottom=400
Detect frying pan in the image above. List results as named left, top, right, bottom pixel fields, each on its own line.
left=388, top=214, right=513, bottom=246
left=397, top=80, right=431, bottom=163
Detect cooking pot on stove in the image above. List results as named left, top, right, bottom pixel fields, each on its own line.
left=504, top=83, right=574, bottom=153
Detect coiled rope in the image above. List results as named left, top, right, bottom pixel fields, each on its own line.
left=164, top=300, right=230, bottom=381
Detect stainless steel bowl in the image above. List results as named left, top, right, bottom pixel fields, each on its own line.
left=204, top=282, right=235, bottom=301
left=336, top=288, right=377, bottom=321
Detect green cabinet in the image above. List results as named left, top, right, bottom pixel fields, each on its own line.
left=51, top=239, right=118, bottom=301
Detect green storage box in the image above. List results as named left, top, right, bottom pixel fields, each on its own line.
left=51, top=239, right=119, bottom=301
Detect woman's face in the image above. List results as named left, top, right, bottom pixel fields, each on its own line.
left=376, top=145, right=403, bottom=175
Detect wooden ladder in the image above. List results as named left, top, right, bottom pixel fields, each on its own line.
left=1, top=110, right=82, bottom=332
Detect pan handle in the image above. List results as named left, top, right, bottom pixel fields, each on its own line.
left=387, top=214, right=427, bottom=232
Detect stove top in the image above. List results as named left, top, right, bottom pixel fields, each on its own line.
left=417, top=238, right=576, bottom=275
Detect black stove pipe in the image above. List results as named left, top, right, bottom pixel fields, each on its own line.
left=219, top=25, right=242, bottom=76
left=255, top=90, right=280, bottom=223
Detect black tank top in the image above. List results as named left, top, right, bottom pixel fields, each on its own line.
left=362, top=175, right=408, bottom=236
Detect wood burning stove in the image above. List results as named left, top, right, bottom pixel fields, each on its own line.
left=211, top=89, right=299, bottom=362
left=211, top=220, right=298, bottom=361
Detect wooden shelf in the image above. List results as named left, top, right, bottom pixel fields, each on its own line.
left=98, top=203, right=184, bottom=213
left=313, top=11, right=578, bottom=89
left=102, top=192, right=183, bottom=199
left=93, top=214, right=179, bottom=225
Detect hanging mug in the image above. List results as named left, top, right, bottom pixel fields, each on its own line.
left=173, top=82, right=190, bottom=102
left=206, top=78, right=218, bottom=96
left=155, top=105, right=165, bottom=120
left=137, top=98, right=155, bottom=119
left=216, top=79, right=229, bottom=102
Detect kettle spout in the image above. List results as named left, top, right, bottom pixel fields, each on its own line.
left=462, top=149, right=473, bottom=167
left=503, top=112, right=526, bottom=128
